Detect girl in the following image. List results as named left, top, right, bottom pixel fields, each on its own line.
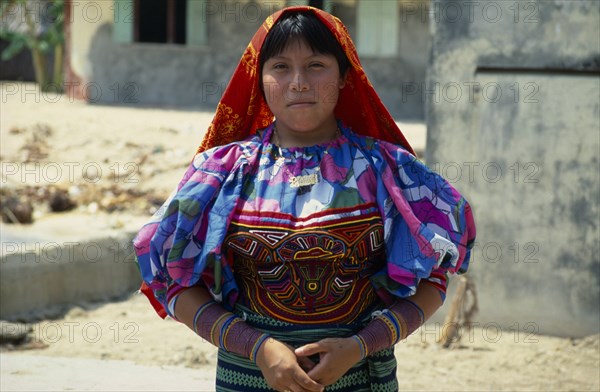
left=134, top=6, right=475, bottom=392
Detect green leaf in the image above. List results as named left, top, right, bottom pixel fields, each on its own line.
left=1, top=38, right=25, bottom=60
left=38, top=40, right=49, bottom=52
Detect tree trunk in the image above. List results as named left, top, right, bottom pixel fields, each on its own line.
left=52, top=43, right=63, bottom=92
left=30, top=46, right=48, bottom=91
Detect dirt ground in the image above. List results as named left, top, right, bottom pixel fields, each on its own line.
left=1, top=82, right=599, bottom=391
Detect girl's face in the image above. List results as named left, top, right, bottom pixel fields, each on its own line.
left=262, top=39, right=346, bottom=147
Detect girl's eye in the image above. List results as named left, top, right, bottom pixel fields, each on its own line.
left=309, top=63, right=324, bottom=69
left=273, top=63, right=287, bottom=70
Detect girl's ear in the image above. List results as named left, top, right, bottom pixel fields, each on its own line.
left=339, top=71, right=348, bottom=89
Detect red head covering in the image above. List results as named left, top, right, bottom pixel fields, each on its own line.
left=197, top=5, right=415, bottom=156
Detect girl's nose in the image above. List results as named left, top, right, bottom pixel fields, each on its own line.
left=290, top=70, right=309, bottom=92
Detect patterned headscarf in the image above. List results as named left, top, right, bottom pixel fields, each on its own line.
left=197, top=5, right=415, bottom=156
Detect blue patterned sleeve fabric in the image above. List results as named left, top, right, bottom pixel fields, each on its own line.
left=134, top=142, right=253, bottom=312
left=341, top=129, right=475, bottom=301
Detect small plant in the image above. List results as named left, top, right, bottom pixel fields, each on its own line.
left=1, top=0, right=64, bottom=92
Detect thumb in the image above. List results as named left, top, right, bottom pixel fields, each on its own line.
left=295, top=342, right=325, bottom=357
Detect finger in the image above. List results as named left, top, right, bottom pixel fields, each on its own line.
left=306, top=361, right=337, bottom=386
left=297, top=355, right=316, bottom=372
left=306, top=362, right=325, bottom=382
left=292, top=367, right=324, bottom=392
left=295, top=342, right=325, bottom=357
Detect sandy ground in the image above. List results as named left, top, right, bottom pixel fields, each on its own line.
left=1, top=82, right=599, bottom=391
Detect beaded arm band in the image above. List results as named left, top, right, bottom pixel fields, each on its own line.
left=191, top=300, right=270, bottom=363
left=166, top=284, right=271, bottom=362
left=353, top=299, right=425, bottom=359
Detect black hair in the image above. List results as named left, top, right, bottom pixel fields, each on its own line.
left=259, top=11, right=351, bottom=79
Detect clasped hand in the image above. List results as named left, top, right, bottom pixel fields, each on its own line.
left=256, top=336, right=362, bottom=392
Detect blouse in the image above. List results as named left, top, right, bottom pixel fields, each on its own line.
left=134, top=121, right=475, bottom=319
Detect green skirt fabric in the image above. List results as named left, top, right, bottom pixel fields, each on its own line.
left=215, top=305, right=398, bottom=392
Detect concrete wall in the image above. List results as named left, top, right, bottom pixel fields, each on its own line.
left=426, top=0, right=600, bottom=337
left=1, top=231, right=142, bottom=321
left=0, top=196, right=149, bottom=324
left=69, top=0, right=431, bottom=120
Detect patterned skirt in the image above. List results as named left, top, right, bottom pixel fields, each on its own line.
left=215, top=305, right=399, bottom=392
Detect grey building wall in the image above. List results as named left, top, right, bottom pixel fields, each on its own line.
left=88, top=12, right=260, bottom=109
left=86, top=0, right=430, bottom=120
left=426, top=0, right=599, bottom=337
left=334, top=0, right=431, bottom=120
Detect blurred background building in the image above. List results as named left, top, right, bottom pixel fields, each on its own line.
left=61, top=0, right=430, bottom=120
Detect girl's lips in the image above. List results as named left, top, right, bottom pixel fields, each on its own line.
left=287, top=101, right=316, bottom=108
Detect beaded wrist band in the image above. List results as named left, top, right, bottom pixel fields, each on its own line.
left=166, top=284, right=189, bottom=320
left=399, top=299, right=425, bottom=334
left=350, top=335, right=367, bottom=360
left=192, top=300, right=270, bottom=363
left=355, top=299, right=425, bottom=356
left=192, top=300, right=218, bottom=335
left=354, top=312, right=398, bottom=357
left=166, top=292, right=182, bottom=320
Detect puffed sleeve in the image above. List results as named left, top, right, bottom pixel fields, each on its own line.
left=133, top=144, right=249, bottom=317
left=363, top=137, right=476, bottom=301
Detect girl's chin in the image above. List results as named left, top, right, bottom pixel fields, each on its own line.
left=281, top=126, right=326, bottom=135
left=276, top=119, right=336, bottom=134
